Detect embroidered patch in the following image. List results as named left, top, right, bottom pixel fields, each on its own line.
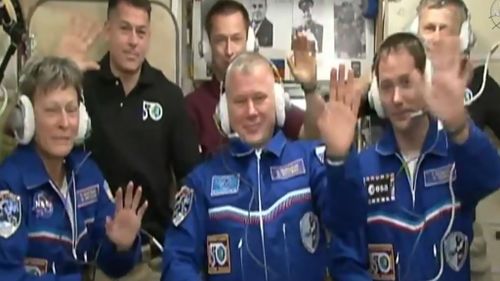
left=24, top=258, right=48, bottom=276
left=211, top=175, right=239, bottom=197
left=143, top=100, right=163, bottom=121
left=76, top=185, right=99, bottom=208
left=424, top=164, right=456, bottom=187
left=315, top=145, right=326, bottom=164
left=173, top=186, right=194, bottom=227
left=270, top=159, right=306, bottom=181
left=364, top=173, right=395, bottom=205
left=300, top=211, right=320, bottom=254
left=444, top=231, right=468, bottom=272
left=0, top=190, right=21, bottom=238
left=33, top=191, right=53, bottom=218
left=368, top=244, right=396, bottom=281
left=207, top=233, right=231, bottom=274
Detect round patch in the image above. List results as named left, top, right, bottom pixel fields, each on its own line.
left=149, top=103, right=163, bottom=121
left=444, top=231, right=469, bottom=272
left=300, top=211, right=320, bottom=254
left=377, top=252, right=391, bottom=274
left=214, top=242, right=228, bottom=265
left=33, top=191, right=53, bottom=218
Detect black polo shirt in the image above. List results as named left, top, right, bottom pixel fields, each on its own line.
left=82, top=54, right=200, bottom=243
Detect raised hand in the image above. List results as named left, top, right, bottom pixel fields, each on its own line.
left=287, top=31, right=317, bottom=91
left=105, top=181, right=148, bottom=251
left=425, top=36, right=469, bottom=135
left=318, top=65, right=363, bottom=157
left=55, top=15, right=102, bottom=71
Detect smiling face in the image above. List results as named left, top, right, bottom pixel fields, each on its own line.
left=105, top=1, right=151, bottom=75
left=33, top=85, right=80, bottom=160
left=226, top=63, right=276, bottom=148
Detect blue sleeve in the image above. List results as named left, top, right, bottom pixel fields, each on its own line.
left=92, top=180, right=141, bottom=278
left=451, top=121, right=500, bottom=207
left=161, top=173, right=206, bottom=281
left=0, top=168, right=81, bottom=281
left=330, top=226, right=371, bottom=281
left=326, top=151, right=368, bottom=230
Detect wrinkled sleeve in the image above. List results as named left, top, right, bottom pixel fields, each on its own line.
left=161, top=172, right=206, bottom=281
left=451, top=121, right=500, bottom=207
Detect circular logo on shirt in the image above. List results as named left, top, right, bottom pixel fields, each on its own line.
left=33, top=191, right=53, bottom=218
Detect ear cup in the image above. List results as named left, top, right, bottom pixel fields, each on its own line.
left=217, top=94, right=231, bottom=136
left=273, top=83, right=286, bottom=127
left=75, top=102, right=91, bottom=145
left=13, top=95, right=35, bottom=145
left=407, top=16, right=419, bottom=34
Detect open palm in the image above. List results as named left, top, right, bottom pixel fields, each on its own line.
left=287, top=31, right=317, bottom=88
left=56, top=16, right=102, bottom=71
left=106, top=181, right=148, bottom=251
left=318, top=65, right=362, bottom=157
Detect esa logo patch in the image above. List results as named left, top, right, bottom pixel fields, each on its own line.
left=368, top=244, right=396, bottom=280
left=207, top=233, right=231, bottom=275
left=364, top=173, right=395, bottom=205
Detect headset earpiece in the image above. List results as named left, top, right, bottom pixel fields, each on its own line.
left=10, top=91, right=91, bottom=145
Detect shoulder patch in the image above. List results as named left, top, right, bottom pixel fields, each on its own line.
left=0, top=190, right=22, bottom=238
left=173, top=186, right=194, bottom=227
left=315, top=145, right=326, bottom=164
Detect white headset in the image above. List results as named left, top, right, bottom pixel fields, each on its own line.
left=215, top=58, right=289, bottom=136
left=198, top=26, right=259, bottom=66
left=406, top=1, right=476, bottom=52
left=368, top=33, right=433, bottom=118
left=10, top=79, right=91, bottom=145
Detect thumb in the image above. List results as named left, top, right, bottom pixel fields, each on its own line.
left=83, top=61, right=100, bottom=71
left=105, top=216, right=113, bottom=234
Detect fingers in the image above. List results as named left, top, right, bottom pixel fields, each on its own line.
left=338, top=64, right=347, bottom=103
left=124, top=181, right=134, bottom=209
left=137, top=200, right=149, bottom=219
left=286, top=53, right=296, bottom=72
left=114, top=187, right=123, bottom=212
left=344, top=69, right=355, bottom=109
left=131, top=185, right=142, bottom=211
left=330, top=68, right=338, bottom=102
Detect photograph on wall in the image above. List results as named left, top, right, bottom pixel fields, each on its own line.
left=333, top=0, right=367, bottom=59
left=192, top=0, right=374, bottom=81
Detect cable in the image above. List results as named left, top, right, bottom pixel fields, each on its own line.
left=465, top=41, right=500, bottom=106
left=0, top=84, right=8, bottom=117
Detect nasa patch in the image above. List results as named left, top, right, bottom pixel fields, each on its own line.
left=444, top=231, right=469, bottom=272
left=0, top=190, right=21, bottom=238
left=207, top=233, right=231, bottom=274
left=368, top=244, right=396, bottom=281
left=33, top=191, right=53, bottom=218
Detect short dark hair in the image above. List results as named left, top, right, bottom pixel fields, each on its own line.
left=204, top=0, right=250, bottom=38
left=374, top=32, right=428, bottom=81
left=107, top=0, right=152, bottom=19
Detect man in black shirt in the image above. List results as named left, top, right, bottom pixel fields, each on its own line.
left=56, top=0, right=200, bottom=280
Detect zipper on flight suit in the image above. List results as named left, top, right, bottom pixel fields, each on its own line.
left=255, top=149, right=269, bottom=281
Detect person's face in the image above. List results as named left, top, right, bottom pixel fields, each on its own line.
left=33, top=86, right=79, bottom=160
left=418, top=5, right=462, bottom=49
left=226, top=64, right=276, bottom=148
left=105, top=2, right=151, bottom=74
left=209, top=12, right=247, bottom=80
left=250, top=0, right=267, bottom=22
left=302, top=7, right=312, bottom=24
left=377, top=48, right=427, bottom=133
